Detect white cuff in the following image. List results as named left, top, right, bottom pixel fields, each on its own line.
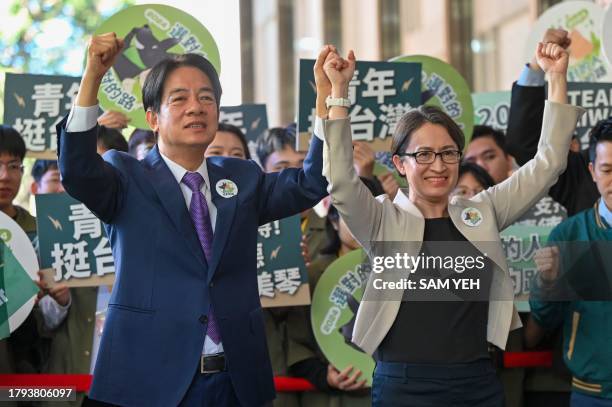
left=39, top=293, right=72, bottom=331
left=313, top=117, right=325, bottom=141
left=66, top=104, right=99, bottom=133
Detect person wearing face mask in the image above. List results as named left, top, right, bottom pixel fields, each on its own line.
left=318, top=41, right=583, bottom=406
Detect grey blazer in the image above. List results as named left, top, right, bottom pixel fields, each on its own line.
left=321, top=101, right=584, bottom=355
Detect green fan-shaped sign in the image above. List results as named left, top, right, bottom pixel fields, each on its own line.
left=0, top=211, right=39, bottom=340
left=94, top=4, right=221, bottom=129
left=390, top=55, right=474, bottom=147
left=311, top=249, right=375, bottom=385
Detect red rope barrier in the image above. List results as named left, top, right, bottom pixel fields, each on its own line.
left=0, top=354, right=553, bottom=394
left=0, top=374, right=92, bottom=391
left=503, top=351, right=553, bottom=368
left=0, top=375, right=316, bottom=393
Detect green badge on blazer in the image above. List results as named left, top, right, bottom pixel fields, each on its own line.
left=462, top=207, right=483, bottom=227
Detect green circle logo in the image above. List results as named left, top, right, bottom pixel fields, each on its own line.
left=311, top=249, right=375, bottom=385
left=0, top=229, right=12, bottom=243
left=390, top=55, right=474, bottom=147
left=94, top=5, right=221, bottom=129
left=525, top=1, right=612, bottom=83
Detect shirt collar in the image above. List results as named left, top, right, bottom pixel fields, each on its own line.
left=598, top=198, right=612, bottom=228
left=159, top=151, right=210, bottom=189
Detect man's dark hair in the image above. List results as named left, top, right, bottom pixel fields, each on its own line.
left=458, top=161, right=496, bottom=190
left=256, top=127, right=295, bottom=168
left=128, top=128, right=155, bottom=157
left=471, top=125, right=508, bottom=154
left=31, top=160, right=59, bottom=184
left=589, top=118, right=612, bottom=163
left=98, top=126, right=128, bottom=153
left=217, top=123, right=251, bottom=160
left=142, top=53, right=222, bottom=113
left=391, top=105, right=465, bottom=156
left=0, top=125, right=26, bottom=161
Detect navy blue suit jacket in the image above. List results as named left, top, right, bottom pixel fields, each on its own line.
left=57, top=121, right=327, bottom=407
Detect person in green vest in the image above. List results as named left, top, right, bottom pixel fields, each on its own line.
left=526, top=118, right=612, bottom=406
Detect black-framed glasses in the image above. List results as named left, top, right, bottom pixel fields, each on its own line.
left=396, top=150, right=462, bottom=164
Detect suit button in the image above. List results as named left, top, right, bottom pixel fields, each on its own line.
left=84, top=350, right=90, bottom=357
left=209, top=282, right=214, bottom=288
left=87, top=317, right=93, bottom=323
left=199, top=315, right=208, bottom=324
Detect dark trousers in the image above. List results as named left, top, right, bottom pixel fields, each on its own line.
left=571, top=392, right=612, bottom=407
left=372, top=359, right=505, bottom=407
left=83, top=370, right=241, bottom=407
left=178, top=370, right=241, bottom=407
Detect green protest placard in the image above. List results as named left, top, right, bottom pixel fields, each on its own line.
left=603, top=6, right=612, bottom=69
left=258, top=215, right=310, bottom=307
left=472, top=91, right=511, bottom=131
left=220, top=104, right=268, bottom=143
left=220, top=104, right=269, bottom=164
left=297, top=59, right=422, bottom=151
left=94, top=4, right=221, bottom=129
left=525, top=1, right=611, bottom=82
left=0, top=211, right=39, bottom=340
left=311, top=249, right=374, bottom=385
left=567, top=82, right=612, bottom=148
left=390, top=55, right=474, bottom=146
left=501, top=196, right=567, bottom=312
left=3, top=73, right=81, bottom=158
left=36, top=193, right=115, bottom=288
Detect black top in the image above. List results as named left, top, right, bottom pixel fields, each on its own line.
left=506, top=82, right=599, bottom=216
left=376, top=218, right=491, bottom=363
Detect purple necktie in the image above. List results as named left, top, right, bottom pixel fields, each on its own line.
left=182, top=172, right=221, bottom=344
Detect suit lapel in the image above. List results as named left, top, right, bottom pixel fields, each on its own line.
left=447, top=200, right=507, bottom=273
left=206, top=161, right=238, bottom=282
left=143, top=146, right=207, bottom=269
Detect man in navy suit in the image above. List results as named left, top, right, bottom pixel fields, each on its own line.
left=58, top=33, right=333, bottom=407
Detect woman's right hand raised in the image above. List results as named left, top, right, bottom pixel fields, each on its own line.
left=323, top=50, right=356, bottom=98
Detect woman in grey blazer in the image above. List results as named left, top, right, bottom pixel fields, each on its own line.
left=317, top=43, right=584, bottom=406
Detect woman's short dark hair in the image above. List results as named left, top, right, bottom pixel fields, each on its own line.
left=588, top=118, right=612, bottom=163
left=458, top=161, right=495, bottom=190
left=0, top=125, right=26, bottom=161
left=217, top=123, right=251, bottom=160
left=391, top=105, right=465, bottom=156
left=142, top=53, right=222, bottom=113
